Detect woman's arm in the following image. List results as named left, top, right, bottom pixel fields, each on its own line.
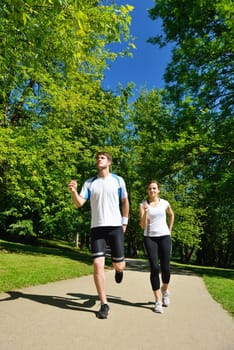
left=166, top=205, right=174, bottom=233
left=139, top=202, right=148, bottom=229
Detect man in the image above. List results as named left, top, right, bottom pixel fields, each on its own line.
left=68, top=151, right=129, bottom=319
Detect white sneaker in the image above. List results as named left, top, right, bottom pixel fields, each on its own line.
left=154, top=301, right=163, bottom=313
left=161, top=288, right=170, bottom=307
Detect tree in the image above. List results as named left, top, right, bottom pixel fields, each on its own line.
left=148, top=0, right=234, bottom=266
left=129, top=89, right=204, bottom=262
left=0, top=0, right=134, bottom=242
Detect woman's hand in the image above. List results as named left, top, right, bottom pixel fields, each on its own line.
left=143, top=202, right=149, bottom=212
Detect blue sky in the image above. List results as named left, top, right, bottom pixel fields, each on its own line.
left=102, top=0, right=172, bottom=94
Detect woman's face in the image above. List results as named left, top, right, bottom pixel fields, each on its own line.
left=147, top=183, right=160, bottom=197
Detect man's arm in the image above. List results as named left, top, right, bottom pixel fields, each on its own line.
left=121, top=197, right=129, bottom=233
left=68, top=180, right=86, bottom=208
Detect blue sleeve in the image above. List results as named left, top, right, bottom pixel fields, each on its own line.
left=80, top=181, right=90, bottom=200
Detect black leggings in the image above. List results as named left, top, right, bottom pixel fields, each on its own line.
left=144, top=235, right=172, bottom=291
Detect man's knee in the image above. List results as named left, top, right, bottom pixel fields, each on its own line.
left=93, top=257, right=105, bottom=273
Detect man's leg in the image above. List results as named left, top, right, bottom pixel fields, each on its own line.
left=94, top=256, right=110, bottom=319
left=91, top=228, right=110, bottom=319
left=113, top=260, right=125, bottom=272
left=109, top=226, right=125, bottom=283
left=93, top=256, right=107, bottom=304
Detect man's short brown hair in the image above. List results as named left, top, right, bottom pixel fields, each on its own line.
left=96, top=151, right=112, bottom=162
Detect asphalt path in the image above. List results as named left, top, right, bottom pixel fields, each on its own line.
left=0, top=259, right=233, bottom=350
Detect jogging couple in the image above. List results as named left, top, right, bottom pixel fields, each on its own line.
left=68, top=151, right=174, bottom=319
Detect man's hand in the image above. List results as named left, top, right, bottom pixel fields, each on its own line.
left=68, top=180, right=86, bottom=208
left=68, top=180, right=77, bottom=193
left=122, top=225, right=127, bottom=233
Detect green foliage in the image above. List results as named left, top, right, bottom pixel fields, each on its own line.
left=7, top=219, right=36, bottom=237
left=0, top=1, right=134, bottom=243
left=0, top=0, right=233, bottom=268
left=128, top=89, right=205, bottom=262
left=147, top=0, right=234, bottom=267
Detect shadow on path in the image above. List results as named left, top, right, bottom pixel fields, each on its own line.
left=0, top=290, right=154, bottom=314
left=0, top=291, right=97, bottom=314
left=0, top=259, right=197, bottom=316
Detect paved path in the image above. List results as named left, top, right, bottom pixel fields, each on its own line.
left=0, top=259, right=233, bottom=350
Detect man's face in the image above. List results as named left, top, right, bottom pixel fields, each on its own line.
left=96, top=155, right=111, bottom=170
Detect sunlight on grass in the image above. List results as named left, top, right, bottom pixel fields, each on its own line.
left=0, top=240, right=93, bottom=292
left=0, top=239, right=233, bottom=317
left=171, top=261, right=234, bottom=317
left=203, top=275, right=234, bottom=317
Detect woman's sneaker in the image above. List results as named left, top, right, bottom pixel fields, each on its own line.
left=154, top=301, right=163, bottom=314
left=96, top=304, right=109, bottom=319
left=161, top=288, right=170, bottom=307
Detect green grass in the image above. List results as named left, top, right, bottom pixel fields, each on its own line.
left=0, top=239, right=233, bottom=317
left=0, top=238, right=94, bottom=291
left=171, top=262, right=234, bottom=317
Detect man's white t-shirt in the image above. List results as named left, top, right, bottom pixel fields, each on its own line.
left=80, top=174, right=128, bottom=228
left=141, top=198, right=171, bottom=237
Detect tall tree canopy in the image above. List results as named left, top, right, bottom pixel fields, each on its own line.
left=0, top=0, right=134, bottom=241
left=148, top=0, right=233, bottom=116
left=0, top=0, right=233, bottom=267
left=148, top=0, right=234, bottom=266
left=128, top=89, right=204, bottom=263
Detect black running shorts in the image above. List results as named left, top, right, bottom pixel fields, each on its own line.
left=91, top=226, right=124, bottom=262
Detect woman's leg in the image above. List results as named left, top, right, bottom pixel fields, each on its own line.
left=159, top=235, right=172, bottom=306
left=159, top=235, right=172, bottom=288
left=144, top=237, right=161, bottom=300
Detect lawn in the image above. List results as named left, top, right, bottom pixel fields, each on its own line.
left=0, top=239, right=233, bottom=317
left=172, top=262, right=234, bottom=317
left=0, top=239, right=93, bottom=291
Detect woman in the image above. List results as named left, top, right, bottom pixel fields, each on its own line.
left=139, top=180, right=174, bottom=314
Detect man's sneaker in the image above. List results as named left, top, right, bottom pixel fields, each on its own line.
left=154, top=301, right=163, bottom=314
left=96, top=304, right=109, bottom=319
left=161, top=288, right=170, bottom=307
left=115, top=270, right=123, bottom=283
